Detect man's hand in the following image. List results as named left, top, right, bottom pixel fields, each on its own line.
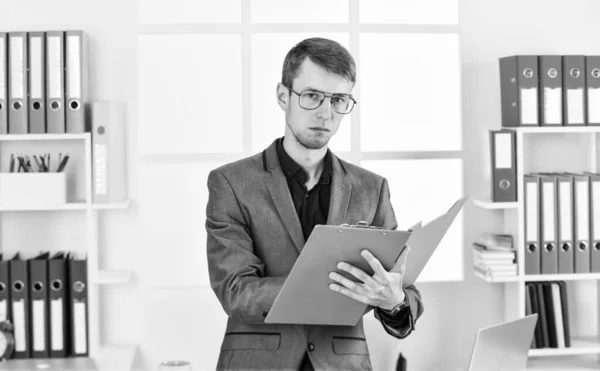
left=328, top=245, right=410, bottom=311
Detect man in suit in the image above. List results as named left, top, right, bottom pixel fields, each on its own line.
left=206, top=37, right=424, bottom=371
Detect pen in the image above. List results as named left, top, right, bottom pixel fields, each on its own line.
left=57, top=155, right=70, bottom=172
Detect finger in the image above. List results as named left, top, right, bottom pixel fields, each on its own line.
left=361, top=250, right=388, bottom=279
left=337, top=262, right=376, bottom=286
left=329, top=272, right=368, bottom=295
left=392, top=245, right=411, bottom=275
left=329, top=283, right=371, bottom=305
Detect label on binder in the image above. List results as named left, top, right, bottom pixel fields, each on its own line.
left=544, top=87, right=562, bottom=125
left=589, top=88, right=600, bottom=123
left=0, top=300, right=6, bottom=321
left=51, top=299, right=64, bottom=350
left=67, top=35, right=81, bottom=98
left=74, top=302, right=87, bottom=354
left=13, top=300, right=25, bottom=351
left=33, top=300, right=45, bottom=351
left=567, top=88, right=585, bottom=124
left=48, top=36, right=62, bottom=99
left=10, top=36, right=24, bottom=99
left=520, top=87, right=538, bottom=124
left=0, top=37, right=5, bottom=100
left=30, top=37, right=43, bottom=99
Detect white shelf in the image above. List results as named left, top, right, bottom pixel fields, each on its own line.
left=473, top=269, right=520, bottom=283
left=473, top=199, right=518, bottom=210
left=0, top=200, right=131, bottom=211
left=523, top=273, right=600, bottom=282
left=511, top=126, right=600, bottom=134
left=527, top=355, right=600, bottom=370
left=97, top=270, right=132, bottom=285
left=0, top=133, right=90, bottom=141
left=0, top=202, right=87, bottom=211
left=92, top=200, right=131, bottom=210
left=2, top=344, right=138, bottom=371
left=529, top=337, right=600, bottom=357
left=475, top=270, right=600, bottom=283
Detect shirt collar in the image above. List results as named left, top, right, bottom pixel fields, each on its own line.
left=276, top=137, right=331, bottom=185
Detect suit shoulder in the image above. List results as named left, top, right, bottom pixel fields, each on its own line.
left=210, top=153, right=263, bottom=177
left=339, top=158, right=386, bottom=185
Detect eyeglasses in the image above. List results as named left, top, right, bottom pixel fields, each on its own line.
left=284, top=85, right=357, bottom=115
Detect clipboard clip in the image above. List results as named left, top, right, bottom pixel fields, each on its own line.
left=339, top=221, right=382, bottom=229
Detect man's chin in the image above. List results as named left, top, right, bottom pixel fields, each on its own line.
left=299, top=136, right=329, bottom=150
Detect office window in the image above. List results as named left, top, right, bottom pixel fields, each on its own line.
left=139, top=162, right=228, bottom=288
left=359, top=0, right=459, bottom=24
left=137, top=0, right=463, bottom=283
left=138, top=34, right=243, bottom=154
left=138, top=0, right=242, bottom=24
left=360, top=33, right=461, bottom=152
left=362, top=159, right=464, bottom=282
left=251, top=0, right=349, bottom=23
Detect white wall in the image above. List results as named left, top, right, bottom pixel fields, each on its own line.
left=4, top=0, right=600, bottom=370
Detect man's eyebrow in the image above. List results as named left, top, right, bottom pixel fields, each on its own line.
left=304, top=86, right=351, bottom=95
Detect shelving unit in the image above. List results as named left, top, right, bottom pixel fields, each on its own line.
left=474, top=127, right=600, bottom=366
left=0, top=133, right=135, bottom=368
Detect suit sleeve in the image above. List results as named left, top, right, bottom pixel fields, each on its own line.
left=206, top=169, right=286, bottom=323
left=371, top=178, right=425, bottom=339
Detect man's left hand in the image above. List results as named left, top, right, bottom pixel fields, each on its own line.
left=328, top=246, right=410, bottom=311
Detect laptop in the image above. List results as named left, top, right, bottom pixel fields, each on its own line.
left=467, top=314, right=538, bottom=371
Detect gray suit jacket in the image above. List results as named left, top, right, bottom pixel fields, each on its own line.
left=206, top=139, right=424, bottom=371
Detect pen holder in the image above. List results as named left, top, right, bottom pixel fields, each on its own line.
left=0, top=173, right=67, bottom=206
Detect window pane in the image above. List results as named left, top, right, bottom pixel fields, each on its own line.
left=360, top=34, right=461, bottom=152
left=361, top=159, right=464, bottom=282
left=138, top=34, right=243, bottom=154
left=138, top=0, right=241, bottom=24
left=142, top=288, right=227, bottom=370
left=251, top=33, right=351, bottom=153
left=359, top=0, right=458, bottom=25
left=251, top=0, right=349, bottom=23
left=139, top=161, right=230, bottom=287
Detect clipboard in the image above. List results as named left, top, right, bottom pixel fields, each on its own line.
left=265, top=196, right=468, bottom=326
left=398, top=196, right=468, bottom=287
left=265, top=224, right=412, bottom=326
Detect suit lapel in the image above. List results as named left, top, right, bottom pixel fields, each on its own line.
left=327, top=154, right=352, bottom=226
left=262, top=141, right=305, bottom=253
left=261, top=141, right=353, bottom=252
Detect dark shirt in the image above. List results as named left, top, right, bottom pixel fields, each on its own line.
left=276, top=138, right=331, bottom=240
left=276, top=138, right=410, bottom=370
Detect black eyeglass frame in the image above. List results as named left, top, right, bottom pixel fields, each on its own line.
left=283, top=84, right=357, bottom=115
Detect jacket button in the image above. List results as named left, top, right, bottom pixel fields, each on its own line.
left=307, top=343, right=315, bottom=352
left=262, top=311, right=268, bottom=318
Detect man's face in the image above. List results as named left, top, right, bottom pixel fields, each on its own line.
left=278, top=58, right=354, bottom=150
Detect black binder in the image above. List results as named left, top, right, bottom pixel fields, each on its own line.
left=542, top=282, right=558, bottom=348
left=49, top=251, right=70, bottom=358
left=68, top=254, right=88, bottom=357
left=535, top=282, right=550, bottom=348
left=557, top=281, right=571, bottom=347
left=528, top=283, right=544, bottom=348
left=0, top=253, right=11, bottom=322
left=10, top=253, right=31, bottom=358
left=29, top=252, right=50, bottom=358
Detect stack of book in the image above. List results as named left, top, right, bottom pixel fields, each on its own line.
left=473, top=233, right=517, bottom=278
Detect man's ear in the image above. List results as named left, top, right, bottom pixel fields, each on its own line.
left=276, top=83, right=289, bottom=111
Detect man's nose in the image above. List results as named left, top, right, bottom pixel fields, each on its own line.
left=316, top=98, right=333, bottom=119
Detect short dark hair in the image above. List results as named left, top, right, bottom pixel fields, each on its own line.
left=281, top=37, right=356, bottom=89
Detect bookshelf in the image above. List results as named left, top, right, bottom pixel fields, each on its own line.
left=0, top=133, right=135, bottom=369
left=474, top=127, right=600, bottom=365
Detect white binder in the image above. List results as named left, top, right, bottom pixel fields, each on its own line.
left=28, top=32, right=46, bottom=134
left=0, top=32, right=7, bottom=134
left=8, top=32, right=28, bottom=134
left=65, top=30, right=89, bottom=133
